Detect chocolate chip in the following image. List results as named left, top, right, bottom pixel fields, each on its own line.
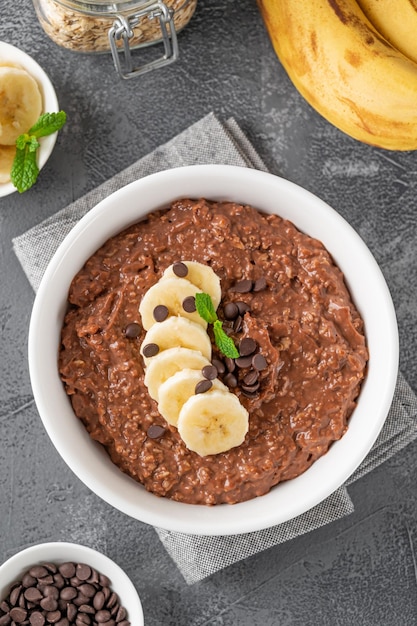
left=95, top=610, right=111, bottom=623
left=76, top=565, right=91, bottom=582
left=232, top=279, right=253, bottom=293
left=60, top=587, right=77, bottom=601
left=153, top=304, right=169, bottom=322
left=124, top=322, right=141, bottom=339
left=99, top=574, right=111, bottom=588
left=212, top=358, right=226, bottom=375
left=53, top=574, right=65, bottom=589
left=29, top=566, right=49, bottom=579
left=202, top=365, right=218, bottom=380
left=241, top=381, right=260, bottom=393
left=78, top=604, right=96, bottom=624
left=29, top=612, right=45, bottom=626
left=224, top=373, right=238, bottom=388
left=22, top=574, right=37, bottom=588
left=10, top=585, right=22, bottom=606
left=142, top=343, right=159, bottom=358
left=172, top=261, right=188, bottom=277
left=43, top=587, right=59, bottom=601
left=40, top=596, right=58, bottom=612
left=78, top=584, right=96, bottom=598
left=24, top=588, right=43, bottom=603
left=236, top=301, right=251, bottom=315
left=239, top=337, right=257, bottom=357
left=106, top=592, right=118, bottom=609
left=223, top=302, right=239, bottom=320
left=67, top=604, right=77, bottom=622
left=241, top=388, right=260, bottom=398
left=93, top=592, right=105, bottom=611
left=9, top=607, right=27, bottom=623
left=147, top=424, right=166, bottom=439
left=233, top=315, right=243, bottom=333
left=195, top=379, right=213, bottom=394
left=87, top=568, right=99, bottom=585
left=235, top=355, right=253, bottom=368
left=225, top=357, right=236, bottom=373
left=115, top=607, right=126, bottom=621
left=243, top=370, right=259, bottom=386
left=182, top=296, right=196, bottom=313
left=58, top=563, right=76, bottom=579
left=46, top=610, right=62, bottom=623
left=78, top=604, right=95, bottom=614
left=252, top=353, right=267, bottom=371
left=253, top=277, right=267, bottom=292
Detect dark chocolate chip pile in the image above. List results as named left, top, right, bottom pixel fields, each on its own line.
left=0, top=561, right=130, bottom=626
left=213, top=337, right=267, bottom=398
left=218, top=279, right=268, bottom=397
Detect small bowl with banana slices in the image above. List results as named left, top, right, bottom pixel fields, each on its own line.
left=28, top=164, right=398, bottom=536
left=0, top=41, right=59, bottom=197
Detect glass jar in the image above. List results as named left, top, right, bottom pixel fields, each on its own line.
left=32, top=0, right=197, bottom=79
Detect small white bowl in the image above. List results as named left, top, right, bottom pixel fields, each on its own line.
left=0, top=41, right=59, bottom=198
left=0, top=542, right=144, bottom=624
left=29, top=164, right=399, bottom=536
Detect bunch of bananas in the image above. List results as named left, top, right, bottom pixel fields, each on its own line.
left=258, top=0, right=417, bottom=150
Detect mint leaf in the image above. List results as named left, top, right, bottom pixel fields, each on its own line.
left=10, top=110, right=66, bottom=193
left=213, top=320, right=239, bottom=359
left=195, top=292, right=218, bottom=324
left=195, top=292, right=240, bottom=358
left=29, top=111, right=67, bottom=138
left=11, top=146, right=39, bottom=194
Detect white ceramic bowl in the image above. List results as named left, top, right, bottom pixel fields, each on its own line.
left=0, top=542, right=144, bottom=624
left=0, top=41, right=59, bottom=198
left=29, top=164, right=399, bottom=536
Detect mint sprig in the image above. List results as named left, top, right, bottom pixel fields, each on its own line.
left=11, top=111, right=67, bottom=193
left=195, top=292, right=239, bottom=359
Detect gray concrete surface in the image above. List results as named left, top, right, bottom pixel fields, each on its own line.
left=1, top=1, right=417, bottom=624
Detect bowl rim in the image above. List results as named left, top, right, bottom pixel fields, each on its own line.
left=28, top=164, right=399, bottom=535
left=0, top=41, right=59, bottom=198
left=0, top=541, right=144, bottom=624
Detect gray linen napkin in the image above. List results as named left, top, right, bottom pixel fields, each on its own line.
left=12, top=112, right=417, bottom=584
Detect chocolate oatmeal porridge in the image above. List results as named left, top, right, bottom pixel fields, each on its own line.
left=59, top=198, right=368, bottom=505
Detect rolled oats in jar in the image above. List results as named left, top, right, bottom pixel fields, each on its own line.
left=32, top=0, right=197, bottom=78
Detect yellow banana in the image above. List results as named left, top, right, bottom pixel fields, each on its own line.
left=258, top=0, right=417, bottom=150
left=356, top=0, right=417, bottom=65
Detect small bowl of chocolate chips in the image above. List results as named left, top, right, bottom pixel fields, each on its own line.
left=0, top=542, right=143, bottom=626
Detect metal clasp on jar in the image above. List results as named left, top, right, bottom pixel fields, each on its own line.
left=109, top=1, right=178, bottom=80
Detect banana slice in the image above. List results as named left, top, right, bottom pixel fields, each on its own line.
left=158, top=368, right=228, bottom=426
left=0, top=60, right=23, bottom=69
left=140, top=316, right=212, bottom=365
left=162, top=261, right=222, bottom=310
left=177, top=389, right=249, bottom=457
left=144, top=347, right=211, bottom=401
left=0, top=144, right=16, bottom=183
left=139, top=277, right=206, bottom=331
left=0, top=67, right=42, bottom=146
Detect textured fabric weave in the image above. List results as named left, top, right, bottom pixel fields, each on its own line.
left=13, top=113, right=417, bottom=584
